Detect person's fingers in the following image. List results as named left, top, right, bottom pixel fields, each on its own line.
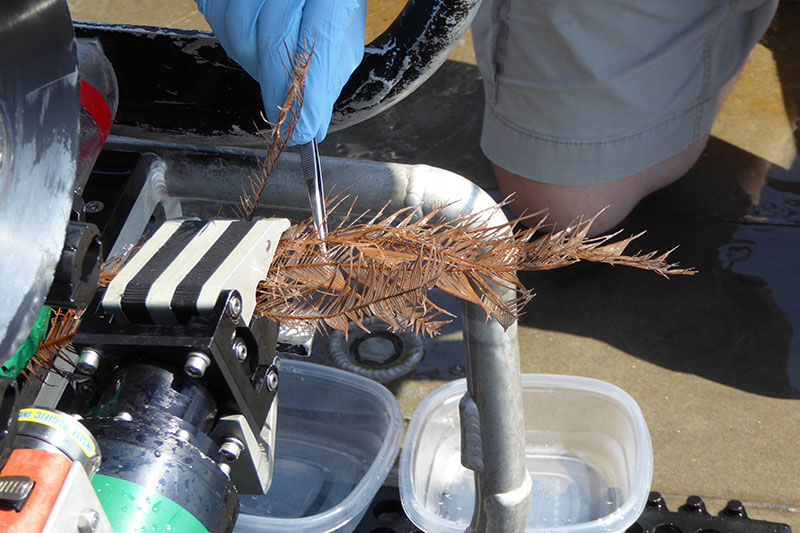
left=221, top=0, right=271, bottom=78
left=292, top=0, right=365, bottom=143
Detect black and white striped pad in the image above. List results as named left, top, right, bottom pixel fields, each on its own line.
left=102, top=217, right=290, bottom=325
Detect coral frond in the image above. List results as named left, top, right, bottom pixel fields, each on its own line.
left=254, top=200, right=693, bottom=336
left=236, top=43, right=312, bottom=220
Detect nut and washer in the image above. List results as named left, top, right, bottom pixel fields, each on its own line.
left=267, top=367, right=279, bottom=392
left=77, top=348, right=102, bottom=375
left=184, top=351, right=211, bottom=378
left=83, top=201, right=104, bottom=214
left=77, top=508, right=100, bottom=532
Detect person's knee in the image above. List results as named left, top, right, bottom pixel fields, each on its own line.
left=494, top=135, right=709, bottom=236
left=495, top=167, right=639, bottom=236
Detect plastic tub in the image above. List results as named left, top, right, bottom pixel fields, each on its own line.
left=399, top=375, right=652, bottom=533
left=235, top=359, right=403, bottom=533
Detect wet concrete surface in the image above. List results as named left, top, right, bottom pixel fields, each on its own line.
left=68, top=0, right=800, bottom=529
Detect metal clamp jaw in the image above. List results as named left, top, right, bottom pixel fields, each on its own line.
left=73, top=288, right=280, bottom=439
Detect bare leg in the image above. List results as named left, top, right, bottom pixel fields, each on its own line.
left=495, top=134, right=709, bottom=236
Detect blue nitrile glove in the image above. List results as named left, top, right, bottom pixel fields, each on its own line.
left=196, top=0, right=366, bottom=145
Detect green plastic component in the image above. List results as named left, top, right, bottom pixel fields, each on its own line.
left=92, top=474, right=208, bottom=533
left=1, top=306, right=51, bottom=378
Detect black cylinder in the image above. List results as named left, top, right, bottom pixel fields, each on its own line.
left=87, top=363, right=217, bottom=432
left=83, top=364, right=238, bottom=532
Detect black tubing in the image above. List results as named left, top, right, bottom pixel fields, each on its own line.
left=331, top=0, right=482, bottom=130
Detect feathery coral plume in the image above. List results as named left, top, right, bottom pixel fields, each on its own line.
left=254, top=200, right=693, bottom=337
left=237, top=44, right=312, bottom=220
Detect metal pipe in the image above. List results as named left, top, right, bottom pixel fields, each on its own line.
left=105, top=138, right=503, bottom=222
left=463, top=298, right=531, bottom=532
left=103, top=136, right=531, bottom=531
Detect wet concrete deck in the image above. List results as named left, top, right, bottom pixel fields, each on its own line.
left=69, top=0, right=800, bottom=529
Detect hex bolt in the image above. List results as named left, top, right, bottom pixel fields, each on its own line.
left=77, top=348, right=102, bottom=375
left=77, top=508, right=100, bottom=532
left=184, top=351, right=211, bottom=378
left=219, top=437, right=245, bottom=462
left=232, top=338, right=248, bottom=362
left=219, top=463, right=231, bottom=477
left=267, top=367, right=279, bottom=392
left=227, top=293, right=242, bottom=321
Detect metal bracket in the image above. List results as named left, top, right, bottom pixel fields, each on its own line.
left=45, top=222, right=103, bottom=309
left=210, top=405, right=277, bottom=495
left=41, top=462, right=113, bottom=533
left=73, top=290, right=279, bottom=435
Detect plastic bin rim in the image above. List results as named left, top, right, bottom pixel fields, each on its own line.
left=236, top=359, right=405, bottom=532
left=399, top=373, right=653, bottom=533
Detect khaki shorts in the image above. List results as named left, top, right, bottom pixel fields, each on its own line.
left=472, top=0, right=778, bottom=185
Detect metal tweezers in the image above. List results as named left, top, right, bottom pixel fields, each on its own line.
left=299, top=139, right=329, bottom=247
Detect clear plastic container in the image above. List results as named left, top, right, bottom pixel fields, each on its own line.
left=399, top=375, right=653, bottom=533
left=234, top=359, right=403, bottom=533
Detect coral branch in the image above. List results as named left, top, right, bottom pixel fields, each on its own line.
left=236, top=43, right=312, bottom=220
left=255, top=200, right=694, bottom=336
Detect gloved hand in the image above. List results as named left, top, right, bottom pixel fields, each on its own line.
left=196, top=0, right=366, bottom=145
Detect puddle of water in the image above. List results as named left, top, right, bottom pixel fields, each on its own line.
left=718, top=225, right=800, bottom=389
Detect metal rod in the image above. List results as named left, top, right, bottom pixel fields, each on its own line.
left=463, top=295, right=531, bottom=532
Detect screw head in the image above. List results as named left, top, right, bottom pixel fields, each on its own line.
left=219, top=437, right=245, bottom=462
left=721, top=499, right=748, bottom=518
left=267, top=368, right=279, bottom=392
left=77, top=348, right=102, bottom=375
left=227, top=294, right=242, bottom=320
left=647, top=492, right=666, bottom=510
left=232, top=338, right=248, bottom=362
left=184, top=351, right=211, bottom=378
